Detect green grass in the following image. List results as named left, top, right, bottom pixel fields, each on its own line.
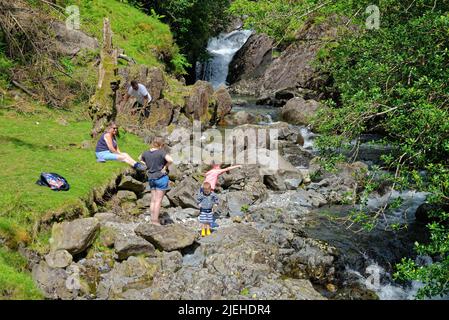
left=60, top=0, right=182, bottom=69
left=0, top=111, right=147, bottom=243
left=0, top=105, right=147, bottom=299
left=0, top=248, right=43, bottom=300
left=2, top=0, right=181, bottom=299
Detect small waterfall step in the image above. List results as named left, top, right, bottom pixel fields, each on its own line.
left=196, top=29, right=252, bottom=89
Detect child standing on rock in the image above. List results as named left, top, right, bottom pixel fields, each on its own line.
left=203, top=162, right=242, bottom=228
left=197, top=182, right=219, bottom=237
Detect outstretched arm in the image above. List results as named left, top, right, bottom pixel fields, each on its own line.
left=220, top=165, right=242, bottom=174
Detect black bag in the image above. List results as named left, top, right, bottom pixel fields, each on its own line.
left=36, top=172, right=70, bottom=191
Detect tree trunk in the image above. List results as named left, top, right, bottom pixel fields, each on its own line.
left=89, top=17, right=119, bottom=138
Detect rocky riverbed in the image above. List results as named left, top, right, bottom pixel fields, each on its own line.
left=28, top=119, right=430, bottom=300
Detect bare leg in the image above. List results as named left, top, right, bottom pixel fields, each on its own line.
left=151, top=190, right=164, bottom=225
left=149, top=190, right=156, bottom=222
left=117, top=152, right=137, bottom=167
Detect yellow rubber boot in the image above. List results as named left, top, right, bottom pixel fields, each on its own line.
left=206, top=228, right=211, bottom=236
left=201, top=228, right=206, bottom=237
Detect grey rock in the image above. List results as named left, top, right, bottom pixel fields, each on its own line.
left=224, top=110, right=261, bottom=126
left=50, top=218, right=100, bottom=255
left=281, top=97, right=322, bottom=126
left=284, top=178, right=302, bottom=190
left=117, top=190, right=137, bottom=203
left=225, top=191, right=254, bottom=217
left=162, top=195, right=171, bottom=208
left=184, top=80, right=214, bottom=125
left=94, top=212, right=123, bottom=225
left=166, top=176, right=201, bottom=209
left=212, top=86, right=233, bottom=124
left=45, top=250, right=73, bottom=268
left=227, top=33, right=273, bottom=85
left=246, top=277, right=326, bottom=300
left=114, top=234, right=156, bottom=260
left=96, top=256, right=160, bottom=299
left=118, top=175, right=145, bottom=194
left=135, top=223, right=196, bottom=252
left=51, top=21, right=99, bottom=56
left=161, top=251, right=183, bottom=273
left=32, top=261, right=74, bottom=300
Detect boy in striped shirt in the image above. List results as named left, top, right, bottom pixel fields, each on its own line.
left=197, top=182, right=219, bottom=237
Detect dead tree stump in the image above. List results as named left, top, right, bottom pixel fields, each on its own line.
left=89, top=18, right=119, bottom=138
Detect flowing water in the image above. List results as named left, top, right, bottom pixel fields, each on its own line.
left=306, top=191, right=433, bottom=300
left=197, top=31, right=440, bottom=300
left=196, top=30, right=253, bottom=88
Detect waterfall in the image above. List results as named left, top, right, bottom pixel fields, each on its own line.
left=196, top=29, right=252, bottom=89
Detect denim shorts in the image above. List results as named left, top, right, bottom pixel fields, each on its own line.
left=148, top=174, right=169, bottom=191
left=96, top=151, right=119, bottom=161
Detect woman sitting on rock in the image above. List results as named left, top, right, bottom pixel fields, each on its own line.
left=140, top=136, right=173, bottom=225
left=95, top=122, right=145, bottom=171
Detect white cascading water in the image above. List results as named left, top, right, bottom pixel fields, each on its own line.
left=197, top=30, right=253, bottom=88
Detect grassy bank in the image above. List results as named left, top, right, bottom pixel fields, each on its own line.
left=0, top=0, right=183, bottom=300
left=0, top=104, right=147, bottom=298
left=54, top=0, right=186, bottom=73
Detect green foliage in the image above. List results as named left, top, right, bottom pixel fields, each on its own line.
left=125, top=0, right=231, bottom=68
left=310, top=0, right=449, bottom=298
left=241, top=204, right=249, bottom=213
left=0, top=52, right=13, bottom=85
left=229, top=0, right=362, bottom=47
left=0, top=35, right=14, bottom=86
left=240, top=287, right=250, bottom=296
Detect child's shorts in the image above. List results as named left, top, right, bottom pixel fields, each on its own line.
left=199, top=209, right=213, bottom=224
left=148, top=174, right=169, bottom=191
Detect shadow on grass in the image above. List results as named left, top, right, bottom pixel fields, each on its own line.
left=0, top=135, right=53, bottom=151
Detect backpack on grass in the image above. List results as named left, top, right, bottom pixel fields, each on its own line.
left=36, top=172, right=70, bottom=191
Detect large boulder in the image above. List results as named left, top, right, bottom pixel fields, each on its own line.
left=227, top=33, right=274, bottom=92
left=96, top=256, right=160, bottom=299
left=146, top=67, right=166, bottom=101
left=135, top=223, right=196, bottom=251
left=51, top=21, right=99, bottom=56
left=50, top=218, right=100, bottom=255
left=261, top=154, right=304, bottom=191
left=283, top=237, right=337, bottom=284
left=32, top=261, right=75, bottom=300
left=231, top=147, right=303, bottom=191
left=229, top=16, right=351, bottom=99
left=166, top=176, right=201, bottom=209
left=184, top=81, right=214, bottom=124
left=114, top=234, right=156, bottom=260
left=143, top=99, right=175, bottom=130
left=137, top=224, right=326, bottom=300
left=118, top=175, right=146, bottom=194
left=281, top=97, right=322, bottom=125
left=307, top=159, right=368, bottom=204
left=259, top=16, right=346, bottom=96
left=223, top=111, right=261, bottom=126
left=211, top=86, right=233, bottom=125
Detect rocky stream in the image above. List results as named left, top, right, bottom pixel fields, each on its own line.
left=29, top=24, right=435, bottom=300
